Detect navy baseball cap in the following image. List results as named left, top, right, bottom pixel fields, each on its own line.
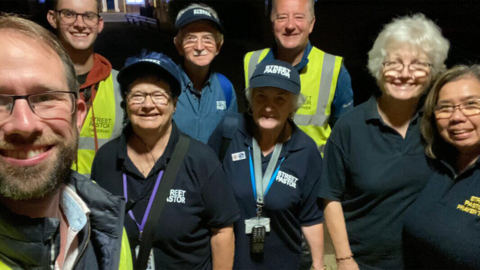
left=250, top=60, right=301, bottom=95
left=117, top=51, right=181, bottom=97
left=175, top=7, right=224, bottom=34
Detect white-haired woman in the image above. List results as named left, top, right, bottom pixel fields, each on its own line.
left=208, top=60, right=324, bottom=270
left=318, top=14, right=450, bottom=270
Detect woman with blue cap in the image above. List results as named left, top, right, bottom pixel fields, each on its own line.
left=91, top=51, right=239, bottom=270
left=208, top=59, right=324, bottom=270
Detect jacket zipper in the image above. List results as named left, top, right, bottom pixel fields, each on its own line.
left=72, top=222, right=91, bottom=269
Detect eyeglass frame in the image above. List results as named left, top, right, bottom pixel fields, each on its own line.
left=126, top=91, right=172, bottom=106
left=182, top=34, right=217, bottom=47
left=433, top=99, right=480, bottom=119
left=54, top=9, right=101, bottom=26
left=0, top=91, right=78, bottom=120
left=382, top=61, right=432, bottom=72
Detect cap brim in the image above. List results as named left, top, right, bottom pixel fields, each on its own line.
left=249, top=76, right=300, bottom=95
left=117, top=62, right=181, bottom=97
left=175, top=16, right=224, bottom=33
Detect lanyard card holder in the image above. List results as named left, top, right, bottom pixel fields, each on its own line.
left=245, top=217, right=270, bottom=254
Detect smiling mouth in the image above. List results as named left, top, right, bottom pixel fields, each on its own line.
left=71, top=33, right=88, bottom=37
left=0, top=146, right=51, bottom=160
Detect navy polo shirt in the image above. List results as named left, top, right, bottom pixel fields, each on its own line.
left=91, top=122, right=240, bottom=270
left=208, top=113, right=323, bottom=270
left=173, top=66, right=238, bottom=143
left=318, top=96, right=433, bottom=269
left=404, top=159, right=480, bottom=269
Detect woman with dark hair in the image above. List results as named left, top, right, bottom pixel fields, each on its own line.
left=91, top=51, right=239, bottom=270
left=317, top=14, right=450, bottom=270
left=403, top=65, right=480, bottom=269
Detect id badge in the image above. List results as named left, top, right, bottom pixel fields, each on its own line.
left=135, top=246, right=155, bottom=270
left=245, top=217, right=270, bottom=234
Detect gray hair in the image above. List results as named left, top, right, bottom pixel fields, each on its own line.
left=175, top=3, right=223, bottom=44
left=0, top=14, right=78, bottom=95
left=422, top=65, right=480, bottom=159
left=368, top=13, right=450, bottom=81
left=271, top=0, right=315, bottom=21
left=245, top=87, right=306, bottom=112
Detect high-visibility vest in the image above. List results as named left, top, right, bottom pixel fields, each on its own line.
left=73, top=70, right=123, bottom=177
left=244, top=47, right=343, bottom=153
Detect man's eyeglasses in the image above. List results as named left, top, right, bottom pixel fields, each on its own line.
left=0, top=91, right=77, bottom=122
left=182, top=35, right=216, bottom=47
left=382, top=61, right=432, bottom=79
left=127, top=91, right=171, bottom=106
left=55, top=9, right=101, bottom=26
left=434, top=99, right=480, bottom=119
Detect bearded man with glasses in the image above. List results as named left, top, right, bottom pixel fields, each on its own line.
left=47, top=0, right=124, bottom=178
left=0, top=14, right=131, bottom=269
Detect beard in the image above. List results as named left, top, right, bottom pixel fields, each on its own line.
left=0, top=130, right=78, bottom=200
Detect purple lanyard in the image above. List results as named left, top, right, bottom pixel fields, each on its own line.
left=123, top=170, right=164, bottom=235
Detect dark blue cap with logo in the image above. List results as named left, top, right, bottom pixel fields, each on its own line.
left=250, top=60, right=301, bottom=95
left=175, top=7, right=224, bottom=33
left=117, top=50, right=181, bottom=97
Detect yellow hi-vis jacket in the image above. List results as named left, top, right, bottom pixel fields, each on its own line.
left=244, top=47, right=343, bottom=153
left=73, top=70, right=124, bottom=177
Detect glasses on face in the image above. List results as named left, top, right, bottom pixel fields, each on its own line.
left=182, top=35, right=216, bottom=47
left=127, top=91, right=171, bottom=106
left=0, top=91, right=77, bottom=122
left=55, top=9, right=100, bottom=26
left=434, top=99, right=480, bottom=119
left=382, top=61, right=432, bottom=79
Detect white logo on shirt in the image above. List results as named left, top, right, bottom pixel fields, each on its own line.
left=232, top=151, right=246, bottom=161
left=217, top=101, right=227, bottom=110
left=276, top=171, right=298, bottom=189
left=166, top=189, right=186, bottom=204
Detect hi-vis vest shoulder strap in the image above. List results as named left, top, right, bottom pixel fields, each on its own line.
left=244, top=47, right=343, bottom=153
left=73, top=70, right=124, bottom=177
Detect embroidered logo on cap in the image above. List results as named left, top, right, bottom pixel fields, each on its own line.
left=263, top=65, right=291, bottom=78
left=193, top=9, right=212, bottom=17
left=140, top=59, right=161, bottom=65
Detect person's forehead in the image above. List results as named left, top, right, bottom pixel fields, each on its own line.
left=0, top=31, right=68, bottom=95
left=274, top=0, right=311, bottom=13
left=56, top=0, right=98, bottom=12
left=385, top=43, right=428, bottom=60
left=181, top=20, right=218, bottom=35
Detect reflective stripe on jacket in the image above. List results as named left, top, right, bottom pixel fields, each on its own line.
left=74, top=70, right=123, bottom=177
left=244, top=47, right=343, bottom=153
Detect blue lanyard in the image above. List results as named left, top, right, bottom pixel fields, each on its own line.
left=248, top=146, right=286, bottom=201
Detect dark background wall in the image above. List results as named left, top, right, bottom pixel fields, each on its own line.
left=2, top=0, right=480, bottom=109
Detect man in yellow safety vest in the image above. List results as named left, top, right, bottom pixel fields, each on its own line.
left=47, top=0, right=123, bottom=177
left=244, top=0, right=353, bottom=154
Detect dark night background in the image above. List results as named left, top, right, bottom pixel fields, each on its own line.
left=1, top=0, right=479, bottom=111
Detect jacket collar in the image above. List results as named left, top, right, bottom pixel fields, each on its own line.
left=265, top=41, right=312, bottom=71
left=178, top=65, right=213, bottom=94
